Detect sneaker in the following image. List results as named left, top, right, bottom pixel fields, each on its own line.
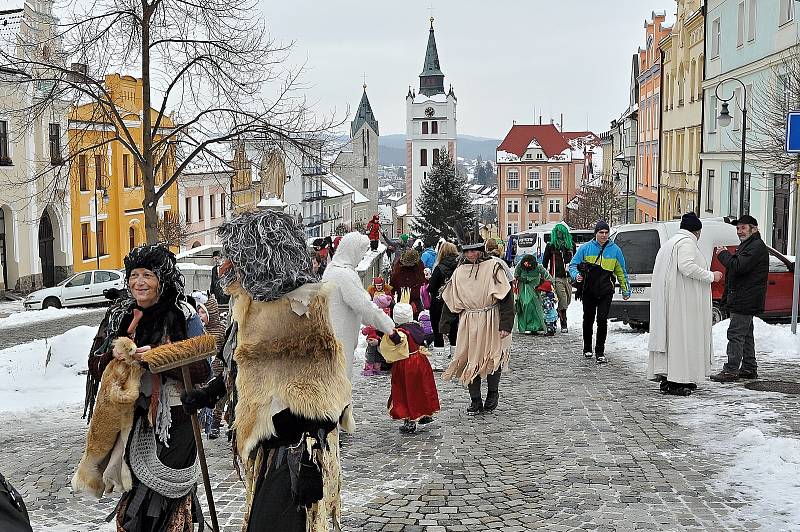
left=483, top=392, right=499, bottom=413
left=466, top=400, right=483, bottom=416
left=738, top=370, right=758, bottom=379
left=399, top=420, right=417, bottom=434
left=583, top=351, right=594, bottom=358
left=710, top=371, right=739, bottom=383
left=418, top=416, right=435, bottom=425
left=596, top=355, right=608, bottom=364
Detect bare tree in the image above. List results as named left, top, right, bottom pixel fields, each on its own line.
left=1, top=0, right=340, bottom=243
left=565, top=181, right=621, bottom=229
left=157, top=214, right=190, bottom=248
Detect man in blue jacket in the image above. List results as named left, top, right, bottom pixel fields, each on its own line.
left=569, top=221, right=631, bottom=363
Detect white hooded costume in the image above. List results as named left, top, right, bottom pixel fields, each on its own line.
left=323, top=232, right=395, bottom=380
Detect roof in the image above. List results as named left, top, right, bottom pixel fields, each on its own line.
left=0, top=6, right=24, bottom=51
left=325, top=171, right=369, bottom=204
left=496, top=124, right=570, bottom=159
left=351, top=87, right=379, bottom=137
left=419, top=18, right=445, bottom=96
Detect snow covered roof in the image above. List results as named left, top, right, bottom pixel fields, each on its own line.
left=413, top=93, right=448, bottom=104
left=497, top=124, right=570, bottom=160
left=395, top=203, right=408, bottom=217
left=387, top=192, right=403, bottom=202
left=325, top=172, right=369, bottom=204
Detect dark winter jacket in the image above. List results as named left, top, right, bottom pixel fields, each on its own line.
left=427, top=255, right=458, bottom=301
left=390, top=262, right=427, bottom=314
left=718, top=232, right=769, bottom=315
left=542, top=243, right=575, bottom=279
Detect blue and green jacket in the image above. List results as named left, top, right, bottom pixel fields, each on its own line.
left=568, top=239, right=631, bottom=297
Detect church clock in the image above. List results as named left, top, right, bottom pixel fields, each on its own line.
left=424, top=107, right=435, bottom=118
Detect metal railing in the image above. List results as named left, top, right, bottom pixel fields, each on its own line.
left=301, top=165, right=328, bottom=176
left=302, top=189, right=329, bottom=202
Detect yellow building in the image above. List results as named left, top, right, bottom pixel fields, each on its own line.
left=68, top=74, right=179, bottom=272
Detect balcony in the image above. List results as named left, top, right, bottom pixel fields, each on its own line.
left=303, top=213, right=328, bottom=227
left=524, top=187, right=544, bottom=197
left=301, top=165, right=328, bottom=176
left=302, top=189, right=329, bottom=202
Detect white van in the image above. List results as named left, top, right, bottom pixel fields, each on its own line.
left=513, top=223, right=594, bottom=264
left=608, top=219, right=740, bottom=329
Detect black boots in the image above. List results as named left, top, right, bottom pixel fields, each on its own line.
left=467, top=370, right=501, bottom=415
left=466, top=399, right=483, bottom=416
left=483, top=392, right=499, bottom=412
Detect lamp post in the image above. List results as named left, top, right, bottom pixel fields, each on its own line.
left=94, top=176, right=109, bottom=269
left=715, top=77, right=748, bottom=217
left=613, top=155, right=632, bottom=225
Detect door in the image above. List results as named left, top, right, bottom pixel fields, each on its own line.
left=61, top=271, right=94, bottom=306
left=764, top=250, right=794, bottom=316
left=772, top=174, right=790, bottom=254
left=38, top=213, right=55, bottom=287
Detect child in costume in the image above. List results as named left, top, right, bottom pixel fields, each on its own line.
left=373, top=293, right=393, bottom=316
left=537, top=280, right=559, bottom=336
left=418, top=310, right=434, bottom=346
left=361, top=325, right=383, bottom=376
left=381, top=289, right=440, bottom=434
left=367, top=276, right=392, bottom=299
left=420, top=268, right=432, bottom=310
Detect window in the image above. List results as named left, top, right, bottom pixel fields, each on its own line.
left=506, top=199, right=519, bottom=213
left=67, top=272, right=92, bottom=287
left=97, top=221, right=106, bottom=256
left=81, top=223, right=91, bottom=259
left=0, top=120, right=9, bottom=164
left=527, top=199, right=540, bottom=213
left=548, top=199, right=561, bottom=213
left=185, top=197, right=192, bottom=223
left=548, top=168, right=562, bottom=190
left=95, top=270, right=120, bottom=283
left=689, top=62, right=696, bottom=102
left=527, top=169, right=541, bottom=190
left=748, top=0, right=757, bottom=41
left=528, top=221, right=535, bottom=230
left=711, top=18, right=721, bottom=58
left=706, top=169, right=715, bottom=212
left=743, top=172, right=751, bottom=214
left=197, top=196, right=204, bottom=221
left=209, top=195, right=216, bottom=219
left=433, top=148, right=440, bottom=165
left=94, top=155, right=103, bottom=189
left=506, top=223, right=519, bottom=236
left=526, top=154, right=532, bottom=159
left=422, top=121, right=428, bottom=134
left=614, top=229, right=660, bottom=274
left=78, top=155, right=88, bottom=191
left=737, top=1, right=745, bottom=47
left=678, top=71, right=685, bottom=105
left=506, top=169, right=520, bottom=190
left=708, top=95, right=717, bottom=133
left=536, top=153, right=543, bottom=160
left=123, top=154, right=130, bottom=187
left=221, top=193, right=226, bottom=212
left=363, top=177, right=369, bottom=189
left=133, top=161, right=141, bottom=187
left=48, top=123, right=62, bottom=165
left=420, top=148, right=428, bottom=166
left=129, top=227, right=136, bottom=249
left=431, top=121, right=438, bottom=134
left=780, top=0, right=794, bottom=25
left=730, top=171, right=740, bottom=216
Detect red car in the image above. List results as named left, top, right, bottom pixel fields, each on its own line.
left=710, top=245, right=795, bottom=324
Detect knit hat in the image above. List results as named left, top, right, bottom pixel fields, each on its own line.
left=400, top=249, right=420, bottom=267
left=399, top=233, right=410, bottom=244
left=594, top=220, right=610, bottom=234
left=393, top=289, right=414, bottom=325
left=680, top=212, right=703, bottom=232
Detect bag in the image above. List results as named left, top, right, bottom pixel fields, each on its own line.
left=0, top=473, right=32, bottom=532
left=379, top=331, right=411, bottom=363
left=573, top=241, right=609, bottom=301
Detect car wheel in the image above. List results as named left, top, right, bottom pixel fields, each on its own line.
left=43, top=297, right=62, bottom=309
left=712, top=304, right=727, bottom=325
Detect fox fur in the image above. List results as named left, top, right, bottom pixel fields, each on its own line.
left=72, top=337, right=144, bottom=499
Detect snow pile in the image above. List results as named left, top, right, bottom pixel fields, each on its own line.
left=0, top=307, right=95, bottom=330
left=712, top=318, right=799, bottom=363
left=0, top=299, right=24, bottom=317
left=0, top=326, right=95, bottom=412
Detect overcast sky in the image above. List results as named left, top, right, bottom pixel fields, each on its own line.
left=261, top=0, right=677, bottom=139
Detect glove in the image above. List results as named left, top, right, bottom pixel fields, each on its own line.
left=388, top=331, right=402, bottom=345
left=181, top=375, right=226, bottom=414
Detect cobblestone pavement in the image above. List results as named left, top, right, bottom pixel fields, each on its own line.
left=0, top=308, right=107, bottom=350
left=1, top=321, right=798, bottom=531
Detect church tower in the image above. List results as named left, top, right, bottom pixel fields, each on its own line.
left=405, top=17, right=457, bottom=217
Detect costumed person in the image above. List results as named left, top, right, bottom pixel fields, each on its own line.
left=486, top=239, right=514, bottom=282
left=542, top=223, right=576, bottom=332
left=514, top=254, right=553, bottom=334
left=390, top=249, right=426, bottom=317
left=381, top=290, right=440, bottom=434
left=210, top=250, right=230, bottom=305
left=420, top=267, right=432, bottom=310
left=365, top=214, right=381, bottom=251
left=323, top=232, right=397, bottom=381
left=427, top=242, right=460, bottom=356
left=418, top=309, right=434, bottom=346
left=181, top=210, right=356, bottom=532
left=204, top=296, right=229, bottom=439
left=537, top=280, right=559, bottom=336
left=83, top=244, right=209, bottom=532
left=390, top=233, right=412, bottom=266
left=420, top=246, right=437, bottom=270
left=648, top=213, right=722, bottom=395
left=441, top=237, right=514, bottom=416
left=367, top=276, right=393, bottom=299
left=360, top=326, right=383, bottom=376
left=373, top=293, right=393, bottom=316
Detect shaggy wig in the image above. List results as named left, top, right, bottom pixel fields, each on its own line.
left=218, top=209, right=317, bottom=302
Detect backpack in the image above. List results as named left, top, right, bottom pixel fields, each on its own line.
left=0, top=473, right=32, bottom=532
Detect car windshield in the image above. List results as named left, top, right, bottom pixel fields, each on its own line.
left=56, top=276, right=72, bottom=287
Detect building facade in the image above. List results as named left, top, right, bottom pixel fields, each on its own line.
left=177, top=170, right=229, bottom=251
left=0, top=0, right=72, bottom=291
left=660, top=0, right=704, bottom=220
left=636, top=12, right=671, bottom=222
left=701, top=0, right=797, bottom=254
left=405, top=18, right=457, bottom=217
left=68, top=74, right=179, bottom=272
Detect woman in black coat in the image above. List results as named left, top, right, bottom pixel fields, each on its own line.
left=427, top=242, right=460, bottom=352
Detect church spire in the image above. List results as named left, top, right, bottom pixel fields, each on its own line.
left=351, top=84, right=379, bottom=137
left=419, top=17, right=445, bottom=96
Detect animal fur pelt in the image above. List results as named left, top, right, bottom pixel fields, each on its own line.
left=72, top=337, right=144, bottom=498
left=141, top=334, right=217, bottom=372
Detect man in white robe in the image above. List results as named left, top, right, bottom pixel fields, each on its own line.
left=647, top=213, right=723, bottom=396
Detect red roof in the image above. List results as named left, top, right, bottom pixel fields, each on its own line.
left=562, top=131, right=601, bottom=146
left=496, top=124, right=570, bottom=159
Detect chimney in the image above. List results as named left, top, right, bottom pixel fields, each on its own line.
left=539, top=114, right=542, bottom=125
left=560, top=113, right=564, bottom=132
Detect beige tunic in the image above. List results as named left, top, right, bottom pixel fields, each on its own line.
left=442, top=260, right=512, bottom=385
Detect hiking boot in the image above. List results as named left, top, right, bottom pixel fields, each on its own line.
left=596, top=355, right=608, bottom=364
left=583, top=351, right=594, bottom=359
left=466, top=399, right=484, bottom=416
left=738, top=370, right=758, bottom=379
left=483, top=392, right=499, bottom=413
left=399, top=420, right=417, bottom=434
left=710, top=371, right=739, bottom=383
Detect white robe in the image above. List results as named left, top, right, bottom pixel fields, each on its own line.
left=647, top=229, right=715, bottom=384
left=322, top=232, right=395, bottom=381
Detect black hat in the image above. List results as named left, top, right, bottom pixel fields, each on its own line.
left=730, top=214, right=758, bottom=227
left=594, top=220, right=610, bottom=234
left=680, top=212, right=703, bottom=232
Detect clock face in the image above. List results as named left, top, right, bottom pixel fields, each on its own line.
left=425, top=107, right=435, bottom=117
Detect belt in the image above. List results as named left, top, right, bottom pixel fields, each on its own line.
left=463, top=303, right=498, bottom=314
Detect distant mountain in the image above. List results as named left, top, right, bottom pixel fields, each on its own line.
left=379, top=134, right=502, bottom=166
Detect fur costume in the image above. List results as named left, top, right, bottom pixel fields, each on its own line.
left=72, top=337, right=144, bottom=498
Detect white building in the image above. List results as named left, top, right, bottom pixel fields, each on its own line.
left=405, top=18, right=457, bottom=217
left=177, top=168, right=230, bottom=251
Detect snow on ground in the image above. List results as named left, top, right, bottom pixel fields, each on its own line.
left=0, top=298, right=24, bottom=317
left=0, top=326, right=94, bottom=413
left=0, top=306, right=96, bottom=330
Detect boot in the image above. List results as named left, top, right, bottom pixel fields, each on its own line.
left=208, top=414, right=222, bottom=440
left=559, top=310, right=568, bottom=333
left=361, top=362, right=374, bottom=377
left=399, top=419, right=417, bottom=434
left=372, top=362, right=383, bottom=374
left=484, top=370, right=501, bottom=412
left=466, top=399, right=483, bottom=416
left=467, top=378, right=483, bottom=416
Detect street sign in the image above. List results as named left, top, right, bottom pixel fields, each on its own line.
left=785, top=112, right=800, bottom=153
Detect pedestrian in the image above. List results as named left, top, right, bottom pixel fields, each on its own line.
left=84, top=244, right=209, bottom=531
left=420, top=267, right=432, bottom=310
left=441, top=237, right=514, bottom=415
left=0, top=471, right=32, bottom=532
left=514, top=254, right=552, bottom=334
left=427, top=241, right=459, bottom=356
left=311, top=251, right=326, bottom=277
left=360, top=325, right=383, bottom=376
left=420, top=246, right=437, bottom=270
left=381, top=290, right=440, bottom=433
left=210, top=250, right=230, bottom=305
left=367, top=276, right=393, bottom=299
left=366, top=214, right=382, bottom=251
left=542, top=222, right=576, bottom=332
left=568, top=221, right=631, bottom=364
left=648, top=213, right=723, bottom=395
left=204, top=296, right=229, bottom=439
left=181, top=209, right=355, bottom=532
left=485, top=239, right=514, bottom=282
left=710, top=214, right=769, bottom=382
left=390, top=248, right=427, bottom=317
left=538, top=280, right=559, bottom=336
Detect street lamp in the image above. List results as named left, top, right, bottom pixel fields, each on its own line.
left=715, top=77, right=748, bottom=217
left=614, top=154, right=632, bottom=224
left=94, top=176, right=109, bottom=269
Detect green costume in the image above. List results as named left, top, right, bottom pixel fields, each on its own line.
left=514, top=254, right=553, bottom=333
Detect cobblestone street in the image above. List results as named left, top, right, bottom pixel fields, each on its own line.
left=1, top=319, right=799, bottom=531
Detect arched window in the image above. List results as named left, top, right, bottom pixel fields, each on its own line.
left=690, top=60, right=697, bottom=102
left=129, top=227, right=136, bottom=250
left=192, top=241, right=202, bottom=248
left=696, top=55, right=704, bottom=98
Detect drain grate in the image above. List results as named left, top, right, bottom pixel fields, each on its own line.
left=744, top=380, right=800, bottom=394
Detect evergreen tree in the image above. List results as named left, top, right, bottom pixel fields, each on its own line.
left=475, top=163, right=486, bottom=185
left=411, top=147, right=476, bottom=246
left=484, top=161, right=497, bottom=186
